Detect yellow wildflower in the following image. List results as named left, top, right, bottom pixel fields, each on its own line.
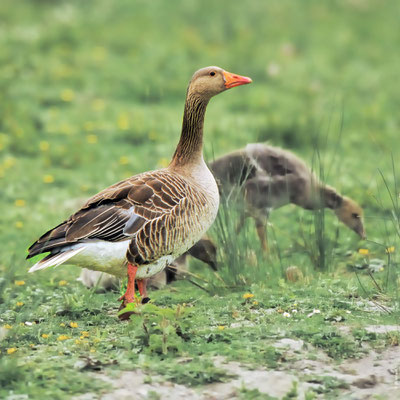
left=70, top=322, right=78, bottom=328
left=75, top=339, right=81, bottom=345
left=39, top=141, right=50, bottom=151
left=59, top=280, right=68, bottom=286
left=90, top=348, right=95, bottom=353
left=86, top=134, right=98, bottom=144
left=14, top=199, right=26, bottom=207
left=119, top=156, right=129, bottom=165
left=158, top=158, right=170, bottom=168
left=15, top=280, right=25, bottom=286
left=117, top=113, right=130, bottom=130
left=386, top=246, right=395, bottom=254
left=253, top=301, right=259, bottom=305
left=358, top=248, right=369, bottom=255
left=91, top=99, right=105, bottom=111
left=60, top=323, right=66, bottom=327
left=57, top=335, right=70, bottom=341
left=80, top=331, right=89, bottom=338
left=217, top=325, right=225, bottom=331
left=60, top=89, right=75, bottom=102
left=3, top=156, right=16, bottom=169
left=4, top=324, right=12, bottom=329
left=15, top=221, right=23, bottom=229
left=16, top=302, right=24, bottom=307
left=42, top=334, right=49, bottom=339
left=243, top=293, right=254, bottom=299
left=43, top=174, right=55, bottom=184
left=7, top=348, right=17, bottom=354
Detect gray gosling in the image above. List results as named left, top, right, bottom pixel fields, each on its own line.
left=210, top=143, right=366, bottom=252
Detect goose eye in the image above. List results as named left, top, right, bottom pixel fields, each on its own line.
left=209, top=71, right=216, bottom=76
left=352, top=213, right=359, bottom=219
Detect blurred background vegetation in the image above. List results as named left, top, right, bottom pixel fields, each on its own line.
left=1, top=0, right=400, bottom=397
left=1, top=0, right=399, bottom=286
left=1, top=0, right=399, bottom=268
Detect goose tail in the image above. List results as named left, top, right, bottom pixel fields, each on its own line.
left=28, top=247, right=85, bottom=273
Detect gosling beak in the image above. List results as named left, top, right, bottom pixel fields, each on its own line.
left=223, top=70, right=252, bottom=89
left=356, top=227, right=367, bottom=240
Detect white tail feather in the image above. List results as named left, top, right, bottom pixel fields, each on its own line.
left=28, top=247, right=86, bottom=273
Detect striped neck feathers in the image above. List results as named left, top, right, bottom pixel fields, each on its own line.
left=171, top=94, right=209, bottom=168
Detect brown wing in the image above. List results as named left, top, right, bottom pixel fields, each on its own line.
left=27, top=170, right=191, bottom=259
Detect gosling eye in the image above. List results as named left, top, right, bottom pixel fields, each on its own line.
left=352, top=213, right=360, bottom=219
left=209, top=71, right=216, bottom=77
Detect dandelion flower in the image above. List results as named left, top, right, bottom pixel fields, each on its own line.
left=119, top=156, right=129, bottom=165
left=59, top=323, right=66, bottom=327
left=57, top=335, right=70, bottom=341
left=75, top=339, right=81, bottom=345
left=243, top=293, right=254, bottom=299
left=253, top=301, right=259, bottom=305
left=42, top=334, right=49, bottom=339
left=4, top=324, right=12, bottom=329
left=91, top=99, right=105, bottom=111
left=14, top=280, right=25, bottom=286
left=43, top=174, right=55, bottom=184
left=16, top=302, right=24, bottom=307
left=70, top=322, right=78, bottom=328
left=117, top=113, right=130, bottom=130
left=217, top=326, right=225, bottom=331
left=386, top=246, right=395, bottom=254
left=86, top=134, right=98, bottom=144
left=358, top=248, right=369, bottom=255
left=158, top=158, right=170, bottom=168
left=3, top=156, right=16, bottom=169
left=59, top=280, right=68, bottom=286
left=39, top=141, right=50, bottom=151
left=7, top=348, right=17, bottom=354
left=14, top=199, right=26, bottom=207
left=60, top=89, right=75, bottom=102
left=80, top=331, right=89, bottom=338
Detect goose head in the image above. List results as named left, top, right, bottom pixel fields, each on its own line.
left=334, top=196, right=366, bottom=239
left=188, top=66, right=252, bottom=100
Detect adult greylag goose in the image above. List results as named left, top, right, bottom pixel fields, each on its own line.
left=27, top=66, right=252, bottom=314
left=210, top=143, right=366, bottom=252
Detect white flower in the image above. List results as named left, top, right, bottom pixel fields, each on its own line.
left=283, top=312, right=291, bottom=318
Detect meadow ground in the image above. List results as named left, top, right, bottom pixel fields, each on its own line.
left=1, top=0, right=400, bottom=398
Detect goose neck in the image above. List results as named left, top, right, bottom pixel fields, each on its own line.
left=170, top=94, right=209, bottom=167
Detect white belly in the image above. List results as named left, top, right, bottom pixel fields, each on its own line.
left=69, top=240, right=175, bottom=279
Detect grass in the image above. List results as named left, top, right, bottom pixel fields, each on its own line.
left=1, top=0, right=400, bottom=398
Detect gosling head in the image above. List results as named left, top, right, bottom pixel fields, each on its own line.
left=334, top=196, right=366, bottom=239
left=188, top=66, right=252, bottom=100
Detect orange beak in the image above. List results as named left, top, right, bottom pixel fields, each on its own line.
left=223, top=70, right=252, bottom=89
